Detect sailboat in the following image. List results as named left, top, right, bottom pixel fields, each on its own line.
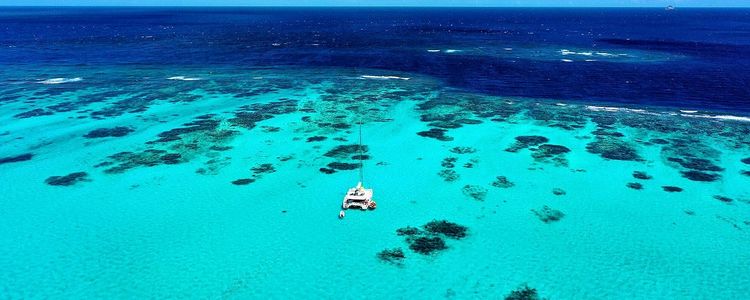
left=340, top=121, right=376, bottom=214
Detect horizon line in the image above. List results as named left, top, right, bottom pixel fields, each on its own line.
left=1, top=5, right=748, bottom=8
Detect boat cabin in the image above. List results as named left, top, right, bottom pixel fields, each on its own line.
left=342, top=182, right=376, bottom=210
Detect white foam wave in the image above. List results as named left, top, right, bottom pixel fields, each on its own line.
left=360, top=75, right=410, bottom=80
left=562, top=49, right=628, bottom=58
left=682, top=114, right=750, bottom=122
left=445, top=49, right=461, bottom=53
left=586, top=105, right=621, bottom=112
left=585, top=105, right=650, bottom=114
left=427, top=49, right=441, bottom=53
left=561, top=59, right=573, bottom=62
left=586, top=105, right=749, bottom=122
left=39, top=77, right=82, bottom=84
left=167, top=76, right=202, bottom=81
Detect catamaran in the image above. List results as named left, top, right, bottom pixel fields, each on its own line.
left=340, top=121, right=376, bottom=218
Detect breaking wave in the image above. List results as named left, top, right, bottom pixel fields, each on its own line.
left=167, top=76, right=202, bottom=81
left=38, top=77, right=82, bottom=84
left=360, top=75, right=410, bottom=80
left=586, top=105, right=750, bottom=122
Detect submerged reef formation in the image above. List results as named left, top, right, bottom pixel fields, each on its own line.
left=231, top=178, right=255, bottom=185
left=505, top=135, right=570, bottom=166
left=713, top=195, right=733, bottom=203
left=260, top=126, right=280, bottom=133
left=323, top=144, right=368, bottom=158
left=552, top=188, right=566, bottom=196
left=662, top=186, right=684, bottom=192
left=327, top=162, right=359, bottom=170
left=462, top=185, right=488, bottom=201
left=449, top=146, right=477, bottom=154
left=586, top=136, right=642, bottom=161
left=632, top=171, right=652, bottom=180
left=417, top=128, right=453, bottom=141
left=319, top=167, right=336, bottom=174
left=228, top=99, right=298, bottom=130
left=532, top=206, right=565, bottom=223
left=83, top=126, right=134, bottom=139
left=681, top=170, right=720, bottom=182
left=402, top=220, right=469, bottom=253
left=438, top=169, right=459, bottom=182
left=306, top=136, right=327, bottom=142
left=226, top=163, right=278, bottom=184
left=531, top=144, right=571, bottom=166
left=396, top=226, right=423, bottom=236
left=423, top=220, right=469, bottom=239
left=96, top=114, right=241, bottom=174
left=441, top=157, right=458, bottom=168
left=98, top=150, right=184, bottom=174
left=414, top=92, right=493, bottom=141
left=506, top=135, right=549, bottom=153
left=463, top=158, right=478, bottom=169
left=45, top=172, right=90, bottom=186
left=251, top=163, right=276, bottom=175
left=492, top=176, right=515, bottom=188
left=0, top=153, right=33, bottom=165
left=409, top=237, right=448, bottom=255
left=504, top=284, right=545, bottom=300
left=437, top=156, right=463, bottom=182
left=150, top=115, right=236, bottom=144
left=379, top=220, right=469, bottom=263
left=376, top=248, right=406, bottom=265
left=662, top=138, right=724, bottom=182
left=196, top=157, right=231, bottom=175
left=627, top=182, right=644, bottom=190
left=320, top=144, right=369, bottom=174
left=14, top=108, right=54, bottom=119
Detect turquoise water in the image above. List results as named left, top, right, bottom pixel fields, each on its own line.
left=1, top=65, right=749, bottom=298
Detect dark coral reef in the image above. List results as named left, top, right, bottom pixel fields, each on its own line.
left=377, top=248, right=406, bottom=265
left=0, top=153, right=33, bottom=165
left=492, top=176, right=515, bottom=188
left=462, top=185, right=488, bottom=201
left=532, top=206, right=565, bottom=223
left=380, top=220, right=469, bottom=262
left=83, top=126, right=134, bottom=139
left=45, top=172, right=90, bottom=186
left=506, top=136, right=549, bottom=153
left=504, top=284, right=545, bottom=300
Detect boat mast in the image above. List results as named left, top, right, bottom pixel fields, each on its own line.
left=358, top=119, right=364, bottom=185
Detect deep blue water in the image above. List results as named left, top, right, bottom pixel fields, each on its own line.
left=2, top=7, right=750, bottom=112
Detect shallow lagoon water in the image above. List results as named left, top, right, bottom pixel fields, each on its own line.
left=1, top=64, right=750, bottom=298
left=3, top=7, right=750, bottom=299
